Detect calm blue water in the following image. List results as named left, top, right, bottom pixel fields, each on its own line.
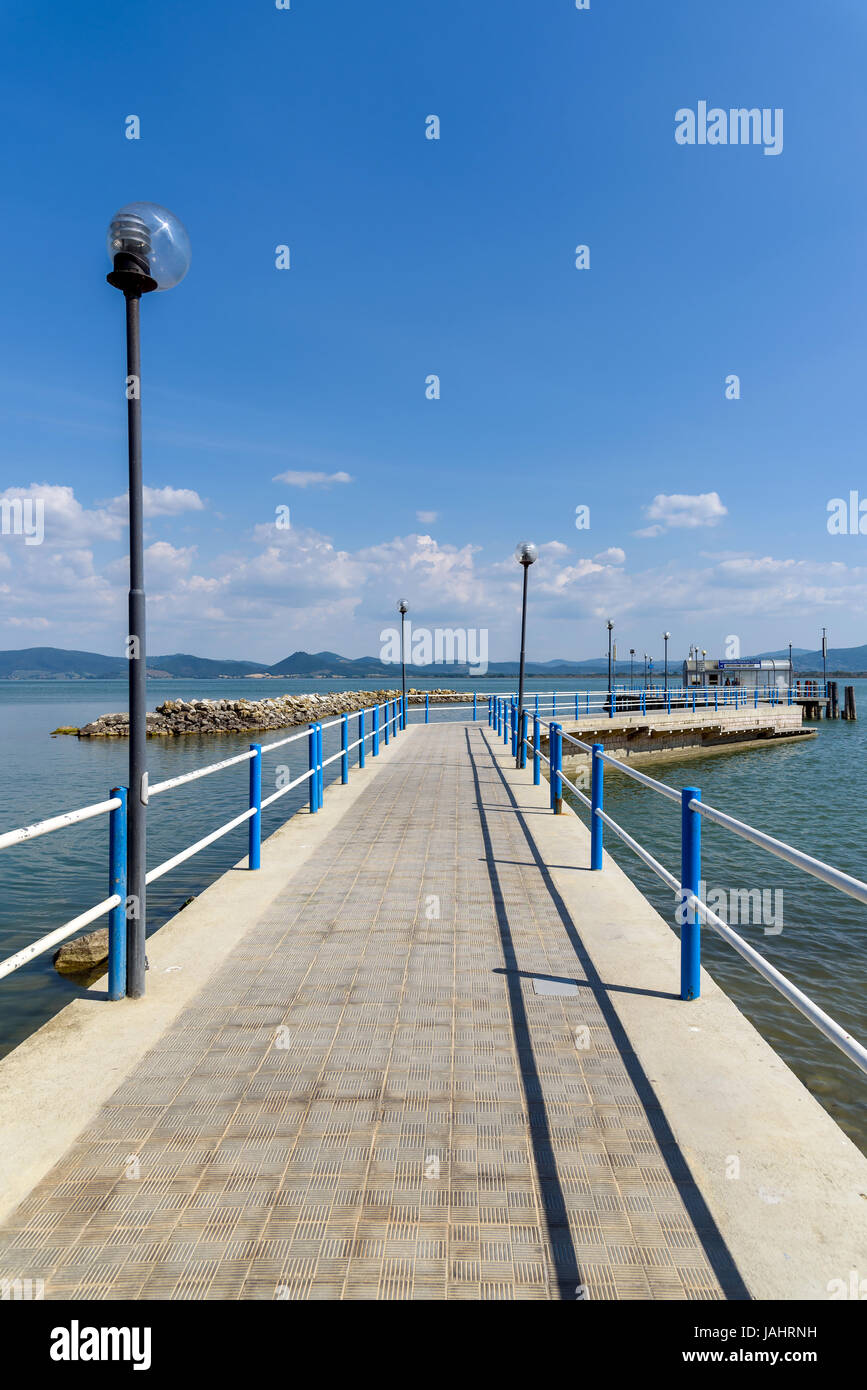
left=0, top=676, right=865, bottom=1151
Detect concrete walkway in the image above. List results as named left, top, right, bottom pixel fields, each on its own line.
left=0, top=722, right=750, bottom=1301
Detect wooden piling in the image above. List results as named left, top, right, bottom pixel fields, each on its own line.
left=843, top=685, right=857, bottom=721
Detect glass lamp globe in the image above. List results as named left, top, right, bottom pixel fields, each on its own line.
left=398, top=599, right=408, bottom=614
left=107, top=202, right=191, bottom=290
left=514, top=542, right=538, bottom=566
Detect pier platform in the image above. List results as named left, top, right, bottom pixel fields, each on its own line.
left=0, top=723, right=865, bottom=1300
left=555, top=703, right=815, bottom=767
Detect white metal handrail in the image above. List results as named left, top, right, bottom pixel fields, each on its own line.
left=525, top=709, right=867, bottom=1078
left=0, top=894, right=123, bottom=982
left=146, top=808, right=257, bottom=885
left=691, top=799, right=867, bottom=909
left=694, top=894, right=867, bottom=1074
left=150, top=748, right=257, bottom=797
left=0, top=797, right=122, bottom=851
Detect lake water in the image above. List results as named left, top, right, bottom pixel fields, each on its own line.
left=0, top=675, right=864, bottom=1153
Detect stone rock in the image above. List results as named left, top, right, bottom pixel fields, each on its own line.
left=53, top=927, right=109, bottom=975
left=74, top=688, right=464, bottom=739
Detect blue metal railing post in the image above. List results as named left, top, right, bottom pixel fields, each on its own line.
left=316, top=723, right=324, bottom=809
left=590, top=743, right=604, bottom=870
left=359, top=709, right=366, bottom=768
left=550, top=723, right=563, bottom=813
left=473, top=692, right=477, bottom=721
left=384, top=701, right=390, bottom=746
left=503, top=701, right=509, bottom=745
left=248, top=743, right=262, bottom=869
left=108, top=787, right=127, bottom=1001
left=575, top=693, right=579, bottom=719
left=341, top=715, right=349, bottom=784
left=519, top=708, right=528, bottom=770
left=426, top=693, right=430, bottom=724
left=535, top=693, right=539, bottom=719
left=511, top=699, right=518, bottom=758
left=373, top=703, right=380, bottom=753
left=680, top=787, right=702, bottom=1000
left=488, top=695, right=492, bottom=727
left=308, top=724, right=317, bottom=812
left=533, top=716, right=541, bottom=785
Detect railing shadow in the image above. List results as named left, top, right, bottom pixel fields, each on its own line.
left=464, top=726, right=751, bottom=1302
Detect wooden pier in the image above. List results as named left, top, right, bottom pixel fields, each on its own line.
left=0, top=722, right=865, bottom=1300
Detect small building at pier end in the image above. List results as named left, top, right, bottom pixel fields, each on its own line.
left=682, top=656, right=791, bottom=690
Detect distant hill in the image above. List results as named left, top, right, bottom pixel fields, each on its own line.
left=149, top=653, right=265, bottom=679
left=0, top=647, right=128, bottom=680
left=1, top=644, right=865, bottom=680
left=751, top=646, right=867, bottom=674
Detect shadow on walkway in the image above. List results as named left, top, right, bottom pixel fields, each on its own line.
left=464, top=726, right=750, bottom=1302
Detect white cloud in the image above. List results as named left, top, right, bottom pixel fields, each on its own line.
left=416, top=510, right=438, bottom=524
left=3, top=482, right=866, bottom=659
left=273, top=470, right=353, bottom=489
left=0, top=483, right=123, bottom=546
left=638, top=492, right=727, bottom=534
left=593, top=547, right=626, bottom=565
left=104, top=485, right=206, bottom=519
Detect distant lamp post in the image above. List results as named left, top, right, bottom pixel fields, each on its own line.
left=643, top=652, right=648, bottom=687
left=106, top=202, right=191, bottom=1000
left=822, top=627, right=828, bottom=694
left=701, top=649, right=707, bottom=687
left=398, top=600, right=409, bottom=728
left=663, top=631, right=671, bottom=693
left=607, top=620, right=614, bottom=716
left=629, top=648, right=635, bottom=691
left=788, top=641, right=793, bottom=692
left=514, top=542, right=537, bottom=766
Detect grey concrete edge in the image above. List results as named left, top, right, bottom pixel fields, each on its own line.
left=482, top=727, right=867, bottom=1301
left=0, top=724, right=421, bottom=1228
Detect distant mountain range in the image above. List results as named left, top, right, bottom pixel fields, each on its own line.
left=0, top=644, right=865, bottom=680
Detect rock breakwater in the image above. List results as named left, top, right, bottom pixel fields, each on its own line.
left=74, top=689, right=464, bottom=738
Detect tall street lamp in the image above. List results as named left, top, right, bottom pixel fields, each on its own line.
left=822, top=627, right=828, bottom=694
left=106, top=202, right=191, bottom=999
left=643, top=652, right=648, bottom=687
left=398, top=599, right=409, bottom=728
left=788, top=641, right=793, bottom=693
left=607, top=620, right=614, bottom=715
left=663, top=631, right=671, bottom=693
left=514, top=542, right=537, bottom=767
left=629, top=648, right=635, bottom=691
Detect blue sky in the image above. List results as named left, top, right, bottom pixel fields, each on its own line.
left=1, top=0, right=865, bottom=664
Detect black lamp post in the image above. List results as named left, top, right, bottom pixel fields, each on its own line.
left=606, top=620, right=614, bottom=715
left=514, top=542, right=537, bottom=767
left=822, top=627, right=827, bottom=694
left=663, top=631, right=671, bottom=693
left=643, top=652, right=648, bottom=687
left=788, top=641, right=793, bottom=693
left=106, top=202, right=190, bottom=999
left=398, top=599, right=408, bottom=728
left=629, top=648, right=635, bottom=691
